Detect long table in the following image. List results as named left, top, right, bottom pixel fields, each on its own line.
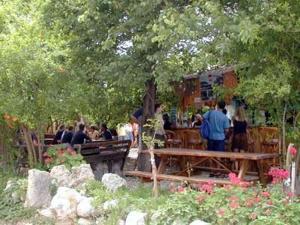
left=126, top=148, right=279, bottom=185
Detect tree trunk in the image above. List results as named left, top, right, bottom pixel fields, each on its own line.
left=22, top=125, right=37, bottom=168
left=137, top=79, right=156, bottom=171
left=149, top=146, right=159, bottom=197
left=282, top=102, right=287, bottom=167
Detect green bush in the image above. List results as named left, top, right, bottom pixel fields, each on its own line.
left=85, top=172, right=299, bottom=225
left=43, top=144, right=85, bottom=170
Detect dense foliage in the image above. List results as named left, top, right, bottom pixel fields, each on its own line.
left=84, top=173, right=300, bottom=225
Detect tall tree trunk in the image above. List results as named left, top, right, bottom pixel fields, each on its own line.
left=149, top=146, right=159, bottom=197
left=282, top=102, right=287, bottom=167
left=22, top=125, right=37, bottom=168
left=137, top=79, right=156, bottom=171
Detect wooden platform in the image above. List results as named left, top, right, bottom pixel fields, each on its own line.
left=125, top=171, right=233, bottom=185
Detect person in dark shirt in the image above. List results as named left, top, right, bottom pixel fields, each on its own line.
left=61, top=126, right=74, bottom=144
left=232, top=106, right=248, bottom=152
left=52, top=125, right=65, bottom=144
left=71, top=124, right=91, bottom=146
left=100, top=123, right=113, bottom=140
left=163, top=113, right=172, bottom=130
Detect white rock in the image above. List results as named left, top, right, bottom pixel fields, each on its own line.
left=118, top=219, right=125, bottom=225
left=50, top=187, right=84, bottom=220
left=102, top=173, right=127, bottom=192
left=172, top=220, right=184, bottom=225
left=78, top=218, right=93, bottom=225
left=189, top=220, right=210, bottom=225
left=50, top=165, right=71, bottom=187
left=103, top=199, right=119, bottom=210
left=77, top=197, right=94, bottom=218
left=4, top=179, right=16, bottom=192
left=25, top=169, right=52, bottom=208
left=125, top=211, right=147, bottom=225
left=38, top=208, right=55, bottom=218
left=70, top=164, right=95, bottom=188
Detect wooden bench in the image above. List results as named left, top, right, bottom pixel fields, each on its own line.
left=76, top=140, right=131, bottom=179
left=125, top=148, right=279, bottom=185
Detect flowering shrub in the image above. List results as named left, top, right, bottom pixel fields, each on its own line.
left=43, top=144, right=85, bottom=170
left=289, top=146, right=297, bottom=157
left=153, top=171, right=300, bottom=225
left=268, top=168, right=289, bottom=184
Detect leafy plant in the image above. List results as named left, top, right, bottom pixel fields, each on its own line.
left=43, top=144, right=85, bottom=170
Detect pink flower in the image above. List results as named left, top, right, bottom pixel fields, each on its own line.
left=177, top=186, right=185, bottom=193
left=200, top=181, right=214, bottom=194
left=268, top=168, right=289, bottom=184
left=287, top=192, right=295, bottom=198
left=261, top=191, right=270, bottom=198
left=289, top=146, right=297, bottom=157
left=267, top=200, right=273, bottom=205
left=245, top=198, right=255, bottom=207
left=216, top=208, right=225, bottom=217
left=228, top=172, right=250, bottom=187
left=229, top=173, right=240, bottom=185
left=229, top=201, right=240, bottom=209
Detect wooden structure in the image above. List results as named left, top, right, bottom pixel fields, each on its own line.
left=126, top=148, right=279, bottom=185
left=76, top=140, right=131, bottom=179
left=180, top=67, right=238, bottom=111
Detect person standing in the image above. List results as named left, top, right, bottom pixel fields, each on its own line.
left=232, top=106, right=248, bottom=152
left=203, top=100, right=230, bottom=151
left=154, top=103, right=166, bottom=146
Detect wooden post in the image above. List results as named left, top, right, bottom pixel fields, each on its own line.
left=149, top=146, right=159, bottom=198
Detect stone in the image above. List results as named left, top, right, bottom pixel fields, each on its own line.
left=38, top=208, right=55, bottom=218
left=50, top=165, right=72, bottom=187
left=25, top=169, right=52, bottom=208
left=189, top=220, right=210, bottom=225
left=4, top=179, right=16, bottom=192
left=77, top=197, right=94, bottom=218
left=118, top=220, right=125, bottom=225
left=50, top=187, right=84, bottom=220
left=102, top=173, right=127, bottom=192
left=103, top=199, right=118, bottom=210
left=78, top=218, right=93, bottom=225
left=125, top=211, right=147, bottom=225
left=70, top=164, right=95, bottom=188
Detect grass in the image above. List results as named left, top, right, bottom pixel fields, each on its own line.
left=85, top=180, right=172, bottom=225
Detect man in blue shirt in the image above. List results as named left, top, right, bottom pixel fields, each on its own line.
left=203, top=100, right=230, bottom=151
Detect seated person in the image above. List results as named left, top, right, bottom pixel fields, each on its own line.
left=61, top=126, right=74, bottom=144
left=89, top=125, right=100, bottom=140
left=52, top=125, right=65, bottom=144
left=71, top=124, right=91, bottom=146
left=192, top=114, right=202, bottom=128
left=100, top=123, right=113, bottom=140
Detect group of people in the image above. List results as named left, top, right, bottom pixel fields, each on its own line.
left=53, top=123, right=114, bottom=146
left=159, top=100, right=249, bottom=153
left=202, top=100, right=248, bottom=153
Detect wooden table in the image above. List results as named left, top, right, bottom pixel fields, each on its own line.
left=126, top=148, right=279, bottom=185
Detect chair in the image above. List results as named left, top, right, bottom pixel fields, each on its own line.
left=165, top=130, right=183, bottom=148
left=258, top=127, right=280, bottom=168
left=185, top=130, right=203, bottom=149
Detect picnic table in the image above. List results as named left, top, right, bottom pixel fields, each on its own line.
left=126, top=148, right=279, bottom=185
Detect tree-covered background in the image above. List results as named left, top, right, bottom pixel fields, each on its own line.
left=0, top=0, right=299, bottom=162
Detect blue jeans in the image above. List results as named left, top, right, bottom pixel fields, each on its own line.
left=207, top=139, right=225, bottom=151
